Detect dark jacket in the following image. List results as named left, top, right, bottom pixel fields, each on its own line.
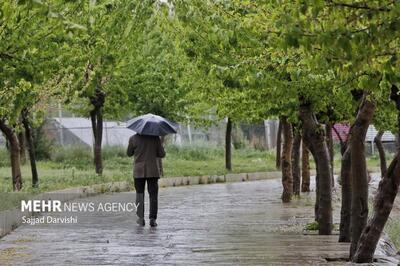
left=127, top=134, right=166, bottom=178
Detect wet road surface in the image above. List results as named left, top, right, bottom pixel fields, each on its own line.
left=0, top=179, right=350, bottom=265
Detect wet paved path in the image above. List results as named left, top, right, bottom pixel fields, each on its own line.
left=0, top=179, right=350, bottom=265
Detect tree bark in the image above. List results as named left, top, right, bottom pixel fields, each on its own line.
left=281, top=117, right=293, bottom=203
left=18, top=131, right=26, bottom=164
left=292, top=128, right=301, bottom=196
left=349, top=97, right=376, bottom=259
left=225, top=117, right=232, bottom=171
left=339, top=146, right=352, bottom=242
left=352, top=85, right=400, bottom=263
left=276, top=119, right=282, bottom=170
left=90, top=88, right=105, bottom=175
left=21, top=109, right=39, bottom=188
left=352, top=154, right=400, bottom=263
left=374, top=130, right=387, bottom=178
left=301, top=140, right=310, bottom=192
left=0, top=120, right=22, bottom=191
left=299, top=100, right=332, bottom=235
left=326, top=123, right=335, bottom=187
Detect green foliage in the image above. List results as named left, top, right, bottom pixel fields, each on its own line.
left=0, top=147, right=9, bottom=167
left=166, top=143, right=225, bottom=161
left=172, top=1, right=347, bottom=127
left=386, top=218, right=400, bottom=249
left=269, top=0, right=400, bottom=123
left=62, top=0, right=157, bottom=120
left=51, top=146, right=92, bottom=169
left=122, top=12, right=190, bottom=121
left=0, top=193, right=35, bottom=212
left=33, top=122, right=55, bottom=160
left=0, top=1, right=72, bottom=125
left=172, top=0, right=400, bottom=131
left=2, top=0, right=400, bottom=208
left=232, top=125, right=248, bottom=149
left=102, top=146, right=127, bottom=160
left=0, top=145, right=276, bottom=192
left=305, top=221, right=319, bottom=231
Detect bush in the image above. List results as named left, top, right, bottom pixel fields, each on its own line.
left=103, top=146, right=126, bottom=160
left=304, top=221, right=319, bottom=231
left=385, top=218, right=400, bottom=249
left=51, top=145, right=92, bottom=169
left=0, top=147, right=10, bottom=167
left=232, top=125, right=248, bottom=149
left=33, top=121, right=55, bottom=160
left=166, top=143, right=224, bottom=161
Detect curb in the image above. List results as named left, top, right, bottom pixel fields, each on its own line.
left=158, top=171, right=282, bottom=187
left=0, top=171, right=278, bottom=238
left=0, top=166, right=381, bottom=239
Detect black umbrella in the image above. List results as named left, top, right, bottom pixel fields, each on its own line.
left=126, top=114, right=179, bottom=136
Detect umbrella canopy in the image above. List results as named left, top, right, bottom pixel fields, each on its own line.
left=126, top=114, right=179, bottom=136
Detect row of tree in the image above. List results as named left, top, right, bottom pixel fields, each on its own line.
left=2, top=0, right=400, bottom=262
left=0, top=0, right=187, bottom=189
left=167, top=0, right=400, bottom=263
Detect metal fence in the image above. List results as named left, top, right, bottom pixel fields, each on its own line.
left=39, top=118, right=280, bottom=150
left=0, top=117, right=397, bottom=157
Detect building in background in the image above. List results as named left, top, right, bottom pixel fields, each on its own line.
left=2, top=116, right=395, bottom=154
left=43, top=118, right=135, bottom=148
left=41, top=117, right=280, bottom=150
left=332, top=123, right=397, bottom=154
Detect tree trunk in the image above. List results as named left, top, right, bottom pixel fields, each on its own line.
left=374, top=131, right=387, bottom=178
left=352, top=85, right=400, bottom=263
left=91, top=108, right=103, bottom=175
left=301, top=140, right=310, bottom=192
left=352, top=153, right=400, bottom=263
left=90, top=88, right=105, bottom=175
left=292, top=128, right=301, bottom=196
left=349, top=97, right=376, bottom=258
left=0, top=120, right=22, bottom=191
left=225, top=117, right=232, bottom=171
left=339, top=146, right=352, bottom=242
left=326, top=123, right=335, bottom=187
left=21, top=110, right=39, bottom=188
left=281, top=117, right=293, bottom=203
left=18, top=131, right=26, bottom=164
left=276, top=119, right=282, bottom=170
left=299, top=100, right=332, bottom=235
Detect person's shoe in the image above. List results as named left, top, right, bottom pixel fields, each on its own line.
left=136, top=218, right=145, bottom=226
left=149, top=219, right=157, bottom=227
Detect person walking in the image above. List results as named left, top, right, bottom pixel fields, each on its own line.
left=127, top=134, right=165, bottom=227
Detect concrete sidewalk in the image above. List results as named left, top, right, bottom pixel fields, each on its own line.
left=0, top=178, right=392, bottom=265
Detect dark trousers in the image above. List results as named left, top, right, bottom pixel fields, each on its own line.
left=134, top=178, right=159, bottom=220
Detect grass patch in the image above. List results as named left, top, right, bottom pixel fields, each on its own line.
left=0, top=145, right=276, bottom=193
left=305, top=221, right=319, bottom=231
left=304, top=221, right=339, bottom=231
left=0, top=143, right=388, bottom=198
left=0, top=193, right=35, bottom=212
left=385, top=218, right=400, bottom=249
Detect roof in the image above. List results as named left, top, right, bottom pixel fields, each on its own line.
left=53, top=117, right=135, bottom=147
left=366, top=125, right=396, bottom=142
left=332, top=123, right=396, bottom=142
